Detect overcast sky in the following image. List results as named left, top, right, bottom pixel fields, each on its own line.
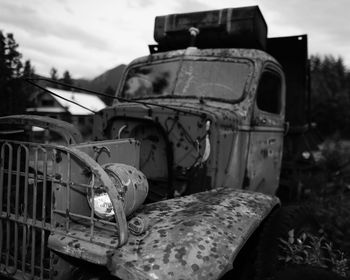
left=0, top=0, right=349, bottom=79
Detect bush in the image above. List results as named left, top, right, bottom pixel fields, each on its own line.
left=288, top=138, right=350, bottom=277
left=279, top=230, right=349, bottom=278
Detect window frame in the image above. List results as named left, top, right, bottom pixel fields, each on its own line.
left=254, top=64, right=285, bottom=119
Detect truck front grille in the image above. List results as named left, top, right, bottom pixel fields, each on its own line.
left=0, top=141, right=52, bottom=279
left=0, top=140, right=126, bottom=279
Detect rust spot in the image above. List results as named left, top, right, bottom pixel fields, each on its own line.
left=183, top=221, right=196, bottom=227
left=143, top=265, right=151, bottom=272
left=191, top=264, right=200, bottom=272
left=174, top=247, right=186, bottom=261
left=158, top=229, right=167, bottom=237
left=260, top=149, right=268, bottom=158
left=163, top=255, right=170, bottom=264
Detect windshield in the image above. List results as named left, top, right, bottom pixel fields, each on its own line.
left=121, top=59, right=251, bottom=101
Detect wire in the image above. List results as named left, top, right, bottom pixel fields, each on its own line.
left=25, top=79, right=96, bottom=114
left=24, top=76, right=206, bottom=117
left=164, top=117, right=178, bottom=134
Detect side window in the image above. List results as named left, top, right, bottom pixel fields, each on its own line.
left=256, top=70, right=282, bottom=114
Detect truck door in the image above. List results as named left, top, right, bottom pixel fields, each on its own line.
left=246, top=64, right=285, bottom=194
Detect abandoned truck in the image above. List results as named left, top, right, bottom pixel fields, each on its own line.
left=0, top=5, right=332, bottom=280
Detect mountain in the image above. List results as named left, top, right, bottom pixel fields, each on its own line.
left=75, top=64, right=126, bottom=105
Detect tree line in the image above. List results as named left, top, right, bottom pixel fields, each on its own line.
left=0, top=31, right=74, bottom=116
left=1, top=30, right=350, bottom=138
left=310, top=55, right=350, bottom=137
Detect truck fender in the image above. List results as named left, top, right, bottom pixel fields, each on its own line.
left=107, top=187, right=279, bottom=280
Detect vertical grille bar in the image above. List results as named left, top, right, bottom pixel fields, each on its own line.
left=13, top=146, right=23, bottom=271
left=21, top=146, right=29, bottom=274
left=50, top=149, right=58, bottom=280
left=0, top=143, right=6, bottom=267
left=31, top=148, right=38, bottom=277
left=65, top=153, right=71, bottom=232
left=5, top=143, right=13, bottom=269
left=40, top=147, right=48, bottom=279
left=51, top=149, right=57, bottom=225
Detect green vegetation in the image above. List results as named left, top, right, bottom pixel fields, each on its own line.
left=282, top=57, right=350, bottom=277
left=0, top=31, right=35, bottom=116
left=310, top=55, right=350, bottom=138
left=279, top=230, right=349, bottom=278
left=281, top=141, right=350, bottom=278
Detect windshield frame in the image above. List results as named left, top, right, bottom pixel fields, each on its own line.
left=118, top=55, right=254, bottom=104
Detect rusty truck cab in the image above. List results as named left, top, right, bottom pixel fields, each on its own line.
left=93, top=7, right=286, bottom=200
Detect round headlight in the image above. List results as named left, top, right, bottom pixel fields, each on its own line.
left=87, top=186, right=115, bottom=220
left=87, top=163, right=148, bottom=220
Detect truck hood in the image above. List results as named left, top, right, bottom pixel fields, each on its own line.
left=108, top=187, right=278, bottom=280
left=94, top=99, right=249, bottom=196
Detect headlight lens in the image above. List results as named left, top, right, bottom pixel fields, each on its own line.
left=87, top=186, right=115, bottom=220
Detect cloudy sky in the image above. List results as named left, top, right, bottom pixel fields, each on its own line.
left=0, top=0, right=349, bottom=79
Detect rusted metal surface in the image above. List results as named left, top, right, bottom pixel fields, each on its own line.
left=0, top=115, right=83, bottom=144
left=77, top=46, right=284, bottom=279
left=49, top=223, right=121, bottom=266
left=0, top=134, right=281, bottom=279
left=103, top=163, right=148, bottom=217
left=73, top=139, right=141, bottom=170
left=0, top=48, right=284, bottom=280
left=107, top=187, right=279, bottom=280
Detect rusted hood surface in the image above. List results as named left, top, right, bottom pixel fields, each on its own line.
left=109, top=187, right=279, bottom=280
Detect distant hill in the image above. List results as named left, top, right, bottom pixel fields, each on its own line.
left=75, top=64, right=126, bottom=105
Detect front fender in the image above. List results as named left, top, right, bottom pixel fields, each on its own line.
left=108, top=187, right=279, bottom=280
